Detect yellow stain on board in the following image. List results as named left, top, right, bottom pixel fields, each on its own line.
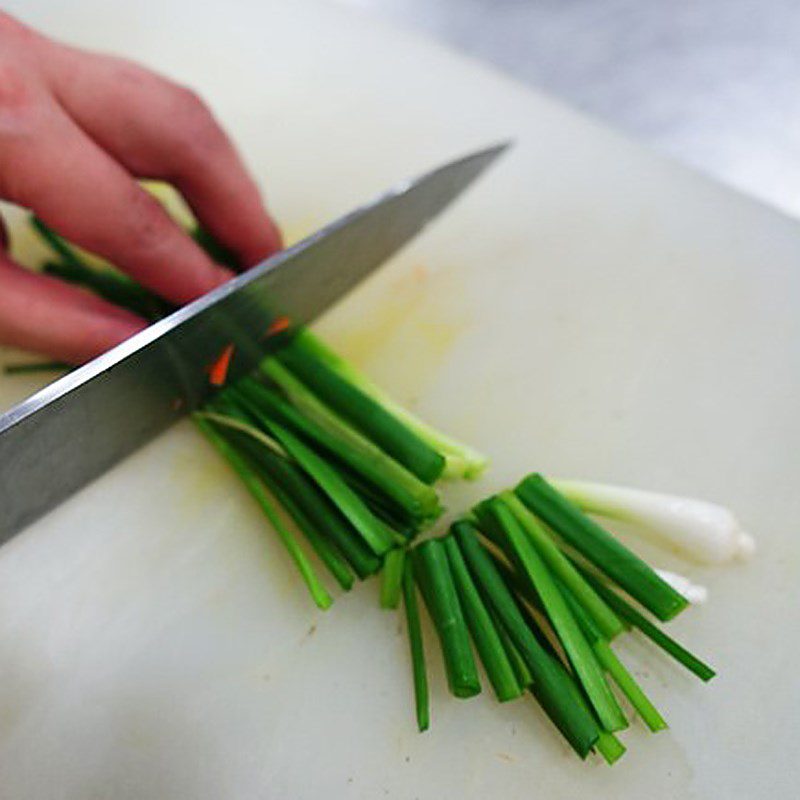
left=323, top=261, right=472, bottom=402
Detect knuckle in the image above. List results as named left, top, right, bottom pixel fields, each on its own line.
left=123, top=188, right=172, bottom=254
left=0, top=62, right=35, bottom=118
left=170, top=84, right=228, bottom=159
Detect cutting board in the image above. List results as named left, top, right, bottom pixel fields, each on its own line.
left=1, top=1, right=798, bottom=798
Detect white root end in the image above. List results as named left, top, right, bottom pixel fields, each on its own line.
left=552, top=479, right=755, bottom=566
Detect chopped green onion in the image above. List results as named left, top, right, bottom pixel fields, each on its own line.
left=501, top=491, right=624, bottom=640
left=593, top=639, right=667, bottom=732
left=577, top=566, right=716, bottom=682
left=3, top=360, right=69, bottom=375
left=556, top=577, right=667, bottom=731
left=277, top=337, right=446, bottom=484
left=235, top=407, right=397, bottom=557
left=290, top=330, right=487, bottom=478
left=595, top=730, right=626, bottom=765
left=443, top=536, right=522, bottom=702
left=380, top=548, right=406, bottom=609
left=413, top=539, right=481, bottom=699
left=237, top=374, right=441, bottom=522
left=193, top=414, right=332, bottom=610
left=491, top=607, right=532, bottom=689
left=235, top=441, right=355, bottom=592
left=481, top=497, right=627, bottom=732
left=453, top=521, right=599, bottom=758
left=402, top=557, right=429, bottom=732
left=515, top=474, right=688, bottom=622
left=228, top=428, right=380, bottom=580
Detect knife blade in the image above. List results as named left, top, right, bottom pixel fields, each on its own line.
left=0, top=143, right=508, bottom=542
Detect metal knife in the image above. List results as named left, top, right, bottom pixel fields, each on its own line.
left=0, top=143, right=508, bottom=543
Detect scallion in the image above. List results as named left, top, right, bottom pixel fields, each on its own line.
left=413, top=539, right=481, bottom=699
left=380, top=548, right=406, bottom=609
left=516, top=474, right=688, bottom=622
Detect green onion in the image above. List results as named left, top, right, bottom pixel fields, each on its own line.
left=229, top=402, right=397, bottom=557
left=515, top=474, right=688, bottom=622
left=290, top=330, right=487, bottom=478
left=402, top=557, right=429, bottom=732
left=277, top=336, right=446, bottom=484
left=3, top=360, right=69, bottom=375
left=237, top=373, right=441, bottom=522
left=480, top=497, right=627, bottom=732
left=577, top=566, right=716, bottom=682
left=191, top=224, right=240, bottom=270
left=380, top=548, right=406, bottom=609
left=501, top=491, right=624, bottom=639
left=594, top=639, right=667, bottom=732
left=557, top=577, right=667, bottom=731
left=453, top=521, right=599, bottom=758
left=193, top=415, right=332, bottom=610
left=31, top=216, right=86, bottom=268
left=233, top=439, right=355, bottom=592
left=413, top=539, right=481, bottom=699
left=230, top=429, right=380, bottom=580
left=491, top=607, right=532, bottom=689
left=595, top=730, right=626, bottom=765
left=203, top=400, right=382, bottom=582
left=443, top=536, right=522, bottom=702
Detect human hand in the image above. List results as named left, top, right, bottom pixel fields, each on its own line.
left=0, top=12, right=281, bottom=363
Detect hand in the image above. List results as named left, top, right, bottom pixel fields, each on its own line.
left=0, top=12, right=281, bottom=363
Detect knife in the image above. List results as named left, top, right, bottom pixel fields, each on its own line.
left=0, top=143, right=508, bottom=543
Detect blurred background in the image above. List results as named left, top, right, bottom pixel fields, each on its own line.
left=335, top=0, right=800, bottom=219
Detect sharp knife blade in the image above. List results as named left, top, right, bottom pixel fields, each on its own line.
left=0, top=143, right=509, bottom=543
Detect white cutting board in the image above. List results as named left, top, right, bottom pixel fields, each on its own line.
left=0, top=1, right=798, bottom=798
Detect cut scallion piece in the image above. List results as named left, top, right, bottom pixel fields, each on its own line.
left=380, top=548, right=406, bottom=609
left=241, top=410, right=398, bottom=557
left=277, top=337, right=446, bottom=484
left=515, top=474, right=688, bottom=622
left=238, top=373, right=441, bottom=522
left=501, top=491, right=624, bottom=640
left=290, top=330, right=487, bottom=478
left=595, top=730, right=626, bottom=765
left=492, top=606, right=532, bottom=689
left=453, top=521, right=599, bottom=758
left=232, top=439, right=355, bottom=592
left=594, top=639, right=667, bottom=732
left=413, top=539, right=481, bottom=699
left=577, top=566, right=716, bottom=682
left=481, top=497, right=627, bottom=732
left=557, top=577, right=667, bottom=731
left=194, top=415, right=332, bottom=610
left=402, top=558, right=429, bottom=732
left=443, top=536, right=522, bottom=702
left=3, top=360, right=69, bottom=375
left=229, top=430, right=380, bottom=580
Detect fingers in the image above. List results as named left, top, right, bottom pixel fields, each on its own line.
left=42, top=48, right=282, bottom=267
left=0, top=254, right=145, bottom=363
left=0, top=91, right=233, bottom=304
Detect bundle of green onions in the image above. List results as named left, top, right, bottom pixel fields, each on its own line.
left=393, top=474, right=721, bottom=763
left=15, top=200, right=745, bottom=766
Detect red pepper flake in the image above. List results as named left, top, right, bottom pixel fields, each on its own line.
left=208, top=343, right=235, bottom=386
left=263, top=315, right=291, bottom=338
